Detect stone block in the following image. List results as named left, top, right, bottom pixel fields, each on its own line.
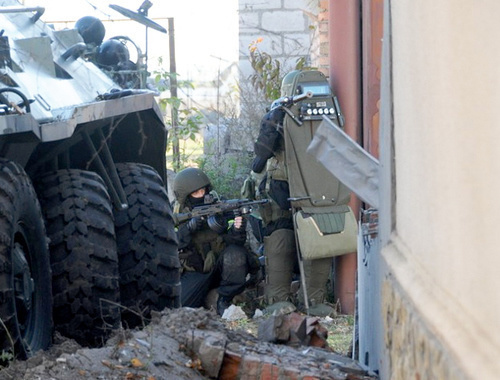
left=284, top=0, right=318, bottom=12
left=256, top=34, right=284, bottom=55
left=257, top=315, right=290, bottom=343
left=240, top=0, right=281, bottom=11
left=240, top=12, right=260, bottom=33
left=188, top=330, right=227, bottom=378
left=262, top=10, right=307, bottom=32
left=319, top=21, right=329, bottom=33
left=283, top=33, right=310, bottom=56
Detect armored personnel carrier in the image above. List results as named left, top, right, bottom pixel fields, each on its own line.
left=0, top=0, right=179, bottom=358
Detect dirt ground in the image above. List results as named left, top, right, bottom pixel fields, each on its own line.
left=0, top=314, right=206, bottom=380
left=0, top=306, right=358, bottom=380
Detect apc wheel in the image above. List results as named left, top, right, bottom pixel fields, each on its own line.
left=114, top=163, right=180, bottom=328
left=0, top=159, right=52, bottom=359
left=36, top=170, right=120, bottom=346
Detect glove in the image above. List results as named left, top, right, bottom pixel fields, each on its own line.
left=233, top=216, right=247, bottom=231
left=252, top=156, right=267, bottom=173
left=187, top=217, right=203, bottom=233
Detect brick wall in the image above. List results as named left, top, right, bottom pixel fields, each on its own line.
left=310, top=0, right=329, bottom=75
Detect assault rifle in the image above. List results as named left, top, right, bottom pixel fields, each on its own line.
left=271, top=90, right=313, bottom=110
left=173, top=198, right=269, bottom=225
left=270, top=91, right=313, bottom=126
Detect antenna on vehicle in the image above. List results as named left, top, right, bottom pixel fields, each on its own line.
left=109, top=2, right=167, bottom=80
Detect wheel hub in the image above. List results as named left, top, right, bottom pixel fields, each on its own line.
left=13, top=242, right=34, bottom=321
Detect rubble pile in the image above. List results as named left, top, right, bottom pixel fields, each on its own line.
left=0, top=307, right=378, bottom=380
left=161, top=308, right=377, bottom=380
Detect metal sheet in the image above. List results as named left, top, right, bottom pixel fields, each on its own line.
left=40, top=92, right=162, bottom=142
left=109, top=4, right=167, bottom=33
left=362, top=0, right=384, bottom=159
left=329, top=0, right=362, bottom=317
left=0, top=113, right=40, bottom=137
left=307, top=116, right=380, bottom=207
left=357, top=209, right=380, bottom=369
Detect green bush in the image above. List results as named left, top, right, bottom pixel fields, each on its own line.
left=196, top=152, right=253, bottom=199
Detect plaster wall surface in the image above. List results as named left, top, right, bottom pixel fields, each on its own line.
left=383, top=0, right=500, bottom=377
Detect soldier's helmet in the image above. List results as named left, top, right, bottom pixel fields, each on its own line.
left=96, top=39, right=130, bottom=68
left=174, top=167, right=211, bottom=207
left=75, top=16, right=105, bottom=46
left=280, top=70, right=302, bottom=97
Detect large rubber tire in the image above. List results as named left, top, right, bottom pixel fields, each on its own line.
left=114, top=163, right=180, bottom=328
left=35, top=170, right=121, bottom=346
left=0, top=158, right=52, bottom=359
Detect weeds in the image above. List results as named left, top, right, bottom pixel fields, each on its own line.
left=0, top=317, right=15, bottom=367
left=326, top=314, right=354, bottom=355
left=196, top=152, right=253, bottom=199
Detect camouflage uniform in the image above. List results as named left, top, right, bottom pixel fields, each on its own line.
left=173, top=168, right=258, bottom=315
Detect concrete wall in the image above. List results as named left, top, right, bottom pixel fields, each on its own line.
left=381, top=0, right=500, bottom=378
left=239, top=0, right=328, bottom=79
left=237, top=0, right=330, bottom=154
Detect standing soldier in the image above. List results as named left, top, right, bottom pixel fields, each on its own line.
left=252, top=106, right=299, bottom=314
left=252, top=70, right=357, bottom=316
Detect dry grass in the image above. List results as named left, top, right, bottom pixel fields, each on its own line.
left=325, top=314, right=354, bottom=355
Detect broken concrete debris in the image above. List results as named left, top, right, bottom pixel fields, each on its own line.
left=163, top=308, right=378, bottom=379
left=0, top=307, right=378, bottom=380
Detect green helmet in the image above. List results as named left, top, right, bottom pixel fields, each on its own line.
left=281, top=69, right=331, bottom=97
left=174, top=167, right=211, bottom=207
left=280, top=70, right=301, bottom=97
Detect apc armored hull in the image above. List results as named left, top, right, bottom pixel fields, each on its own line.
left=0, top=0, right=179, bottom=357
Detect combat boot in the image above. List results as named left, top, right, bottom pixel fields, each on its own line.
left=263, top=300, right=296, bottom=316
left=216, top=295, right=233, bottom=316
left=263, top=228, right=296, bottom=305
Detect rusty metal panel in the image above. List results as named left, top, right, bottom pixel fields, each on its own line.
left=362, top=0, right=384, bottom=159
left=329, top=0, right=363, bottom=316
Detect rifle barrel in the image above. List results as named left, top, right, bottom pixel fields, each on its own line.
left=291, top=91, right=313, bottom=103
